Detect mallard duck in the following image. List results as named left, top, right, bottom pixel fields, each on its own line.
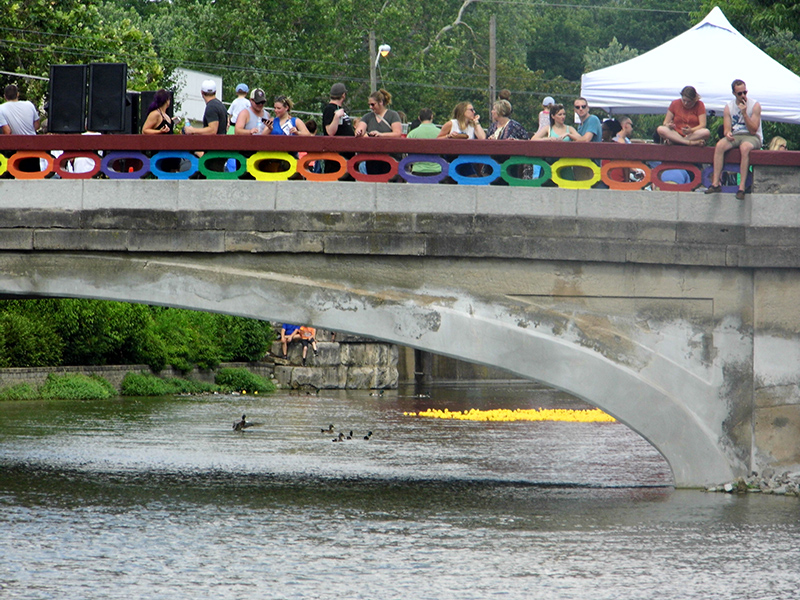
left=332, top=432, right=345, bottom=442
left=363, top=431, right=373, bottom=440
left=233, top=414, right=249, bottom=431
left=321, top=424, right=335, bottom=433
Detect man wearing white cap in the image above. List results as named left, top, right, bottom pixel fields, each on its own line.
left=183, top=79, right=227, bottom=135
left=536, top=96, right=555, bottom=135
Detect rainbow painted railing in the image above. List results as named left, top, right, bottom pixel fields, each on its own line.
left=0, top=135, right=795, bottom=191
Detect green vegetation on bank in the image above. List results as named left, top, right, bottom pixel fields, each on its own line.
left=0, top=368, right=276, bottom=401
left=0, top=299, right=274, bottom=373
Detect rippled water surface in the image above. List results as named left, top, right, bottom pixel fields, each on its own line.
left=1, top=383, right=798, bottom=599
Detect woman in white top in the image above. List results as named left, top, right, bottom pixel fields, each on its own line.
left=437, top=101, right=486, bottom=139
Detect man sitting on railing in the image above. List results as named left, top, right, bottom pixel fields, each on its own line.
left=705, top=79, right=762, bottom=200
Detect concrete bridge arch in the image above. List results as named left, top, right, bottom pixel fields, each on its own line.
left=0, top=250, right=746, bottom=488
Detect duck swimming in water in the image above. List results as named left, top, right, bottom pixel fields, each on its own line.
left=321, top=424, right=335, bottom=433
left=233, top=414, right=251, bottom=431
left=332, top=432, right=345, bottom=442
left=363, top=431, right=373, bottom=440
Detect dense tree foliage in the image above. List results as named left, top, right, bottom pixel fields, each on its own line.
left=3, top=0, right=798, bottom=135
left=0, top=0, right=162, bottom=103
left=0, top=300, right=274, bottom=372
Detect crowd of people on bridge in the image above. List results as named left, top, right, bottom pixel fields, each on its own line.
left=0, top=74, right=790, bottom=196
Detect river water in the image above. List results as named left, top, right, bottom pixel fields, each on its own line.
left=1, top=382, right=798, bottom=599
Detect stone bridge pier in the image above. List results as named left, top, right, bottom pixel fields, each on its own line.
left=2, top=178, right=800, bottom=487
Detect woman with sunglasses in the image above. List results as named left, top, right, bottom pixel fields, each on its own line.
left=234, top=88, right=272, bottom=135
left=437, top=101, right=486, bottom=139
left=354, top=88, right=402, bottom=138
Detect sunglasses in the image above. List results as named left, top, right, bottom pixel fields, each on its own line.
left=254, top=101, right=266, bottom=105
left=368, top=102, right=377, bottom=107
left=574, top=104, right=587, bottom=109
left=736, top=91, right=748, bottom=96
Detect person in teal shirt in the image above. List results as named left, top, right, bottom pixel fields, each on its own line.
left=406, top=108, right=441, bottom=175
left=574, top=97, right=602, bottom=142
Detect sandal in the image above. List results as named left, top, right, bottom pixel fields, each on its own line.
left=735, top=190, right=746, bottom=200
left=704, top=185, right=721, bottom=194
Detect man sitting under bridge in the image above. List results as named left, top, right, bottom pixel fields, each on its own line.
left=280, top=323, right=302, bottom=359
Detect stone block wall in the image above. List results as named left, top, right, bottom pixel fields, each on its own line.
left=270, top=330, right=398, bottom=390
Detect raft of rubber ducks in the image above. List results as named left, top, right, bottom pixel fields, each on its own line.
left=403, top=407, right=616, bottom=423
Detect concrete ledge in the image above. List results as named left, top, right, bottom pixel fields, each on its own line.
left=277, top=181, right=374, bottom=212
left=478, top=186, right=577, bottom=216
left=178, top=180, right=276, bottom=211
left=578, top=189, right=679, bottom=221
left=225, top=231, right=323, bottom=253
left=34, top=229, right=129, bottom=251
left=0, top=180, right=83, bottom=210
left=127, top=230, right=226, bottom=252
left=377, top=183, right=476, bottom=214
left=83, top=180, right=179, bottom=210
left=0, top=229, right=34, bottom=250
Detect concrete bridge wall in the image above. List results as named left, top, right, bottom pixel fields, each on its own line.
left=2, top=178, right=800, bottom=487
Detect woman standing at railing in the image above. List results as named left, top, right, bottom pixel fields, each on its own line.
left=531, top=104, right=580, bottom=141
left=486, top=100, right=528, bottom=140
left=354, top=89, right=403, bottom=176
left=141, top=89, right=177, bottom=135
left=354, top=89, right=403, bottom=139
left=269, top=96, right=312, bottom=136
left=437, top=101, right=486, bottom=140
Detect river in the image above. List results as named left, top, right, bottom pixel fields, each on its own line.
left=1, top=382, right=798, bottom=599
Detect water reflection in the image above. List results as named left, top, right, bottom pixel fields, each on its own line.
left=2, top=383, right=799, bottom=599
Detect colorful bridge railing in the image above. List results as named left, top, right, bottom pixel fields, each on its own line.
left=1, top=135, right=796, bottom=191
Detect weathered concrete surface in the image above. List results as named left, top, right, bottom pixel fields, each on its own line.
left=2, top=179, right=800, bottom=487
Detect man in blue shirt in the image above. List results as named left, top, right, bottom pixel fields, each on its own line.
left=574, top=97, right=602, bottom=142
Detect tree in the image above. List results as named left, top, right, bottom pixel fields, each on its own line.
left=583, top=37, right=639, bottom=73
left=0, top=0, right=162, bottom=103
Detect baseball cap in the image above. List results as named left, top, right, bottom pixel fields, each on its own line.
left=543, top=96, right=555, bottom=107
left=201, top=79, right=217, bottom=94
left=250, top=88, right=267, bottom=103
left=236, top=83, right=249, bottom=93
left=330, top=83, right=347, bottom=97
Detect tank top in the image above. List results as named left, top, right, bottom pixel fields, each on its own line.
left=450, top=119, right=476, bottom=139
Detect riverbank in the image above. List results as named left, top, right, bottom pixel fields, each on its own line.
left=0, top=331, right=399, bottom=392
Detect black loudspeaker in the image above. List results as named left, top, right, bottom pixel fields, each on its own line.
left=139, top=90, right=174, bottom=132
left=87, top=62, right=128, bottom=132
left=125, top=92, right=139, bottom=134
left=48, top=64, right=87, bottom=133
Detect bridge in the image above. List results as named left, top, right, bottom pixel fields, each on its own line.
left=2, top=134, right=800, bottom=488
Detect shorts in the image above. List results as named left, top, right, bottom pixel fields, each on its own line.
left=729, top=134, right=761, bottom=149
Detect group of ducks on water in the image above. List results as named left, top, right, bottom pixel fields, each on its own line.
left=232, top=416, right=372, bottom=441
left=321, top=424, right=373, bottom=442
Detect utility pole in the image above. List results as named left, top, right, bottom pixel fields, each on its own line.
left=369, top=30, right=377, bottom=93
left=489, top=14, right=497, bottom=113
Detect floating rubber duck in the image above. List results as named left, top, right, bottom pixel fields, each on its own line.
left=233, top=414, right=251, bottom=431
left=363, top=431, right=373, bottom=440
left=321, top=424, right=335, bottom=433
left=332, top=432, right=345, bottom=442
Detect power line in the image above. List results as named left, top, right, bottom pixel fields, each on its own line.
left=474, top=0, right=691, bottom=14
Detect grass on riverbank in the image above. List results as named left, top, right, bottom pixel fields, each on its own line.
left=0, top=368, right=276, bottom=400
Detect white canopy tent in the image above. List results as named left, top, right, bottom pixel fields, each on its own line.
left=580, top=6, right=800, bottom=124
